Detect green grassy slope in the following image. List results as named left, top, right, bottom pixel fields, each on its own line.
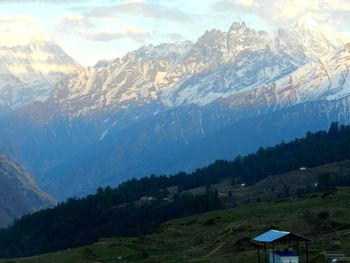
left=4, top=186, right=350, bottom=263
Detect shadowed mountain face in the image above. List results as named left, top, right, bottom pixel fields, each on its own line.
left=0, top=16, right=350, bottom=200
left=0, top=154, right=56, bottom=227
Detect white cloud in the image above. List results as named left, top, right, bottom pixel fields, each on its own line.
left=56, top=13, right=95, bottom=35
left=233, top=0, right=256, bottom=7
left=0, top=0, right=95, bottom=3
left=73, top=2, right=195, bottom=23
left=342, top=32, right=350, bottom=42
left=85, top=31, right=124, bottom=42
left=84, top=26, right=153, bottom=43
left=56, top=1, right=201, bottom=45
left=119, top=24, right=153, bottom=42
left=0, top=16, right=52, bottom=46
left=56, top=13, right=152, bottom=43
left=163, top=32, right=186, bottom=41
left=213, top=0, right=350, bottom=28
left=122, top=24, right=146, bottom=34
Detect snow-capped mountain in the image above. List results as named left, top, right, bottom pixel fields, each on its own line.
left=0, top=40, right=81, bottom=111
left=45, top=16, right=347, bottom=118
left=215, top=42, right=350, bottom=119
left=272, top=15, right=345, bottom=60
left=1, top=16, right=350, bottom=200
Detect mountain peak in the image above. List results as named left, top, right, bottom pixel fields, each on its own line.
left=294, top=15, right=320, bottom=30
left=228, top=21, right=248, bottom=33
left=0, top=39, right=82, bottom=111
left=288, top=15, right=345, bottom=54
left=27, top=39, right=59, bottom=48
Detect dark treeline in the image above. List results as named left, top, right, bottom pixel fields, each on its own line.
left=317, top=172, right=350, bottom=191
left=234, top=122, right=350, bottom=184
left=2, top=122, right=350, bottom=258
left=0, top=189, right=219, bottom=258
left=49, top=122, right=350, bottom=208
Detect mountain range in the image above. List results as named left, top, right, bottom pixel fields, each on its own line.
left=1, top=15, right=350, bottom=200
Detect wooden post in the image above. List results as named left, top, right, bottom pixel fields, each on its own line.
left=272, top=242, right=275, bottom=263
left=306, top=241, right=309, bottom=263
left=288, top=236, right=291, bottom=249
left=264, top=243, right=268, bottom=263
left=296, top=240, right=299, bottom=254
left=257, top=242, right=261, bottom=263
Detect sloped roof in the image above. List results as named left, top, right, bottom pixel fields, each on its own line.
left=253, top=230, right=290, bottom=242
left=253, top=230, right=311, bottom=243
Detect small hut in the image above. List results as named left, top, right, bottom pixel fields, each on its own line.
left=252, top=229, right=311, bottom=263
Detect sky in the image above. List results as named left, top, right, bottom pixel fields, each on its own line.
left=0, top=0, right=349, bottom=66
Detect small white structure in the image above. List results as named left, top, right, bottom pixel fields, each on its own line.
left=253, top=230, right=311, bottom=263
left=140, top=196, right=156, bottom=201
left=269, top=250, right=299, bottom=263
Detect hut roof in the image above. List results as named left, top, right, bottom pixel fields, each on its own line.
left=253, top=229, right=311, bottom=243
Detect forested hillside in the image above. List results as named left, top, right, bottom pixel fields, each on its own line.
left=3, top=187, right=350, bottom=263
left=1, top=123, right=350, bottom=258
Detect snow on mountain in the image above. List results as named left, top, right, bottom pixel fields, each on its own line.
left=3, top=16, right=350, bottom=200
left=294, top=43, right=350, bottom=102
left=225, top=22, right=269, bottom=58
left=0, top=41, right=82, bottom=111
left=273, top=15, right=345, bottom=60
left=165, top=16, right=347, bottom=107
left=51, top=41, right=193, bottom=116
left=216, top=43, right=350, bottom=119
left=45, top=16, right=348, bottom=117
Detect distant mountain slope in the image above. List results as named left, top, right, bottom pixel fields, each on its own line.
left=0, top=154, right=55, bottom=227
left=1, top=16, right=350, bottom=200
left=213, top=43, right=350, bottom=120
left=0, top=41, right=81, bottom=111
left=45, top=16, right=345, bottom=117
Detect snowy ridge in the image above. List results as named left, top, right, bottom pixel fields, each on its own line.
left=46, top=16, right=348, bottom=117
left=218, top=43, right=350, bottom=117
left=0, top=41, right=81, bottom=110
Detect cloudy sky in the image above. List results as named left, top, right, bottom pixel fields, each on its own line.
left=1, top=0, right=349, bottom=66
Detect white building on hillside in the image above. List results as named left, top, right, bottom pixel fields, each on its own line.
left=269, top=250, right=299, bottom=263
